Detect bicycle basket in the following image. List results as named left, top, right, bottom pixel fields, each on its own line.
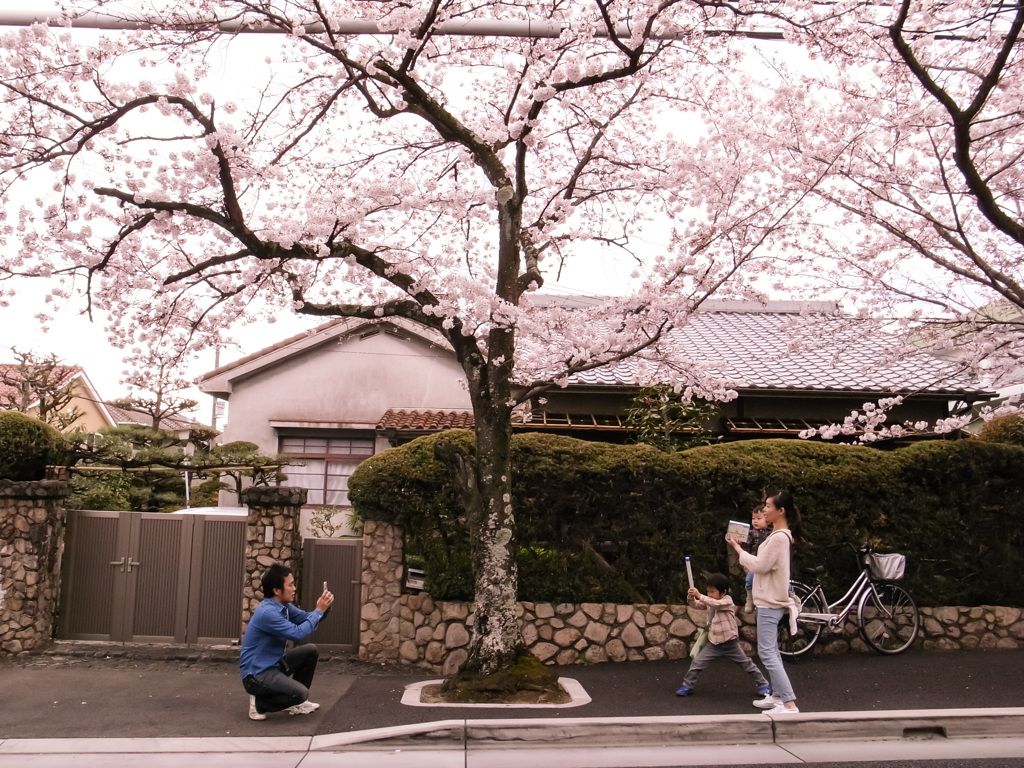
left=868, top=552, right=906, bottom=581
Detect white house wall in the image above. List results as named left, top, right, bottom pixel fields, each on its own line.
left=214, top=327, right=470, bottom=531
left=219, top=327, right=470, bottom=452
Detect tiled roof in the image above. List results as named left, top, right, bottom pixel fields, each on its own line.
left=104, top=402, right=198, bottom=431
left=200, top=300, right=989, bottom=400
left=567, top=308, right=987, bottom=395
left=377, top=409, right=475, bottom=432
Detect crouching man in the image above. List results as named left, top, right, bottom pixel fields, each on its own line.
left=240, top=563, right=334, bottom=721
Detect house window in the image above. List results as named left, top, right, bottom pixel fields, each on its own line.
left=279, top=435, right=375, bottom=506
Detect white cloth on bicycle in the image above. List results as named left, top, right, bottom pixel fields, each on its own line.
left=738, top=529, right=800, bottom=633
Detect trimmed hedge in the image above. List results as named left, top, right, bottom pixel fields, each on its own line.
left=0, top=411, right=65, bottom=481
left=977, top=414, right=1024, bottom=447
left=348, top=431, right=1024, bottom=607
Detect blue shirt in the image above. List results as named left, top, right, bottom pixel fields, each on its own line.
left=239, top=598, right=324, bottom=678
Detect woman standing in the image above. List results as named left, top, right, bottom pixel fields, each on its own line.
left=727, top=489, right=803, bottom=714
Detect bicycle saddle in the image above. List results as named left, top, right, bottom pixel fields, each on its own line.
left=801, top=565, right=826, bottom=578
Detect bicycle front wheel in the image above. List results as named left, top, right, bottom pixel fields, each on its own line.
left=778, top=580, right=824, bottom=658
left=858, top=582, right=920, bottom=654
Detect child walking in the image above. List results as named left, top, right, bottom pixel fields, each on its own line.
left=742, top=505, right=772, bottom=611
left=676, top=573, right=770, bottom=698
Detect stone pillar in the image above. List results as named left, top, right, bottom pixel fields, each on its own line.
left=359, top=520, right=405, bottom=662
left=0, top=480, right=69, bottom=655
left=240, top=486, right=306, bottom=628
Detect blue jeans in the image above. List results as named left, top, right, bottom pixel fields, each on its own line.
left=242, top=644, right=319, bottom=714
left=756, top=608, right=796, bottom=703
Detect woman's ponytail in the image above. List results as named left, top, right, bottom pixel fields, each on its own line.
left=767, top=489, right=803, bottom=544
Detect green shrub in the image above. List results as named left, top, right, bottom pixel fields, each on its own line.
left=0, top=411, right=65, bottom=481
left=976, top=414, right=1024, bottom=447
left=349, top=431, right=1024, bottom=607
left=67, top=470, right=133, bottom=511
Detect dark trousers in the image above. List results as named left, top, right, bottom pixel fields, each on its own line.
left=242, top=644, right=319, bottom=714
left=682, top=637, right=768, bottom=688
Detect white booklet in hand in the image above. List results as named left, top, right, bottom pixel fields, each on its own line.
left=726, top=520, right=751, bottom=542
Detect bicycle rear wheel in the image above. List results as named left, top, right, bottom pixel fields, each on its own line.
left=858, top=582, right=920, bottom=654
left=778, top=580, right=824, bottom=658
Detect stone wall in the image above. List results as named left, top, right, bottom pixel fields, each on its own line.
left=359, top=521, right=744, bottom=671
left=358, top=521, right=1024, bottom=671
left=359, top=520, right=405, bottom=662
left=362, top=593, right=722, bottom=673
left=0, top=480, right=68, bottom=655
left=920, top=606, right=1023, bottom=651
left=240, top=485, right=306, bottom=628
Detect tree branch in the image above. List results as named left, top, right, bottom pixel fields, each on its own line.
left=888, top=0, right=1024, bottom=246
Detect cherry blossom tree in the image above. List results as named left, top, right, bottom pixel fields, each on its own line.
left=761, top=0, right=1022, bottom=425
left=640, top=0, right=1024, bottom=442
left=0, top=1, right=820, bottom=677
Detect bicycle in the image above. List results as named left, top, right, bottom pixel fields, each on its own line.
left=778, top=544, right=920, bottom=657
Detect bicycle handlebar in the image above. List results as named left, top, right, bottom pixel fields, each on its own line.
left=801, top=542, right=876, bottom=576
left=822, top=542, right=875, bottom=554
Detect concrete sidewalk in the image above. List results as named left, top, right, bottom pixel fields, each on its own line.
left=1, top=644, right=1023, bottom=766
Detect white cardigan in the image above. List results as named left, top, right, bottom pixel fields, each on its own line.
left=737, top=530, right=801, bottom=633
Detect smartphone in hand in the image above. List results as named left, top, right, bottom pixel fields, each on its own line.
left=321, top=581, right=332, bottom=616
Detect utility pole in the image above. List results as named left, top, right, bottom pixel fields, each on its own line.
left=0, top=7, right=786, bottom=40
left=210, top=347, right=221, bottom=432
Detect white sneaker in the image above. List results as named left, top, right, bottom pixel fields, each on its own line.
left=753, top=694, right=783, bottom=708
left=286, top=701, right=320, bottom=715
left=767, top=702, right=800, bottom=714
left=248, top=695, right=266, bottom=721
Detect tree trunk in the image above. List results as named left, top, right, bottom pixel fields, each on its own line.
left=432, top=147, right=530, bottom=678
left=436, top=330, right=524, bottom=678
left=462, top=400, right=522, bottom=676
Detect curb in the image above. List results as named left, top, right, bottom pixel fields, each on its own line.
left=309, top=707, right=1024, bottom=752
left=0, top=736, right=314, bottom=755
left=770, top=707, right=1024, bottom=743
left=2, top=709, right=1023, bottom=757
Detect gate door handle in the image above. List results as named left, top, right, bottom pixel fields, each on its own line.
left=109, top=557, right=126, bottom=572
left=126, top=558, right=141, bottom=573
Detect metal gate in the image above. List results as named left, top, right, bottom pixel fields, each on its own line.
left=300, top=537, right=363, bottom=652
left=58, top=510, right=246, bottom=644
